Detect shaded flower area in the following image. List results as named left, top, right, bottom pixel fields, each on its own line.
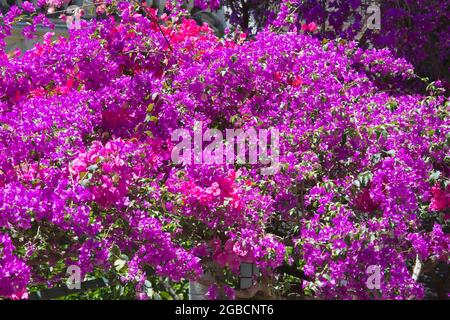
left=0, top=1, right=448, bottom=300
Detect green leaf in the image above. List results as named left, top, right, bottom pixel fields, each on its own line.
left=429, top=171, right=441, bottom=182
left=160, top=291, right=173, bottom=300
left=111, top=245, right=121, bottom=258
left=145, top=115, right=158, bottom=123
left=87, top=164, right=98, bottom=172
left=114, top=259, right=126, bottom=272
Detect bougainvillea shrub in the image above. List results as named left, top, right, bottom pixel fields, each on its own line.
left=0, top=1, right=449, bottom=300
left=188, top=0, right=449, bottom=82
left=273, top=0, right=449, bottom=82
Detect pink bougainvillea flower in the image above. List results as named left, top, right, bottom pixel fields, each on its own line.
left=307, top=22, right=317, bottom=32
left=429, top=184, right=449, bottom=212
left=302, top=22, right=317, bottom=33
left=288, top=75, right=303, bottom=87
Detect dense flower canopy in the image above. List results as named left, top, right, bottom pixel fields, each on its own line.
left=0, top=1, right=448, bottom=300
left=187, top=0, right=450, bottom=82
left=273, top=0, right=449, bottom=82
